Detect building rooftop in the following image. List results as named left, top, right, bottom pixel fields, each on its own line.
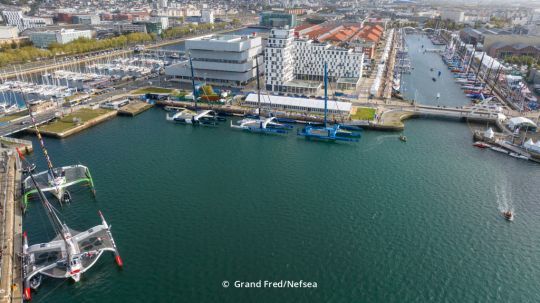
left=193, top=34, right=259, bottom=43
left=245, top=93, right=352, bottom=112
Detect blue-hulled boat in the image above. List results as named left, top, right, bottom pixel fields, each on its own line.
left=297, top=63, right=361, bottom=143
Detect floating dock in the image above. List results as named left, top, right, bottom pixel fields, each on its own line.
left=118, top=101, right=154, bottom=117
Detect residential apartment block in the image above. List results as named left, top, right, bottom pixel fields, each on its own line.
left=265, top=28, right=364, bottom=94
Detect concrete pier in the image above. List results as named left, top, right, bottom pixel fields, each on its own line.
left=118, top=101, right=154, bottom=117
left=0, top=150, right=22, bottom=303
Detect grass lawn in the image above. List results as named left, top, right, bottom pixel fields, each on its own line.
left=351, top=107, right=376, bottom=121
left=39, top=108, right=112, bottom=133
left=0, top=111, right=28, bottom=122
left=132, top=87, right=173, bottom=94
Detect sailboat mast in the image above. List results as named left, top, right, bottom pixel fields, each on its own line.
left=324, top=62, right=328, bottom=127
left=188, top=55, right=197, bottom=112
left=255, top=55, right=261, bottom=116
left=475, top=51, right=485, bottom=84
left=20, top=91, right=56, bottom=178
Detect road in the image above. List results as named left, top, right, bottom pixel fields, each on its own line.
left=0, top=111, right=58, bottom=137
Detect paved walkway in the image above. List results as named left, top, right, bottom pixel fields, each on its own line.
left=0, top=151, right=21, bottom=303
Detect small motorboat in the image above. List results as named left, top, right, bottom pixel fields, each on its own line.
left=473, top=141, right=491, bottom=149
left=399, top=134, right=407, bottom=142
left=432, top=77, right=437, bottom=82
left=490, top=146, right=508, bottom=154
left=430, top=68, right=434, bottom=71
left=62, top=190, right=72, bottom=203
left=509, top=152, right=529, bottom=160
left=502, top=210, right=514, bottom=221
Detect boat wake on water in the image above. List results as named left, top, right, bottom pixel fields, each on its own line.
left=495, top=184, right=515, bottom=221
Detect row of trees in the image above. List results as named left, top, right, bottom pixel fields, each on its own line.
left=162, top=19, right=240, bottom=39
left=0, top=32, right=156, bottom=67
left=0, top=19, right=242, bottom=67
left=503, top=55, right=537, bottom=67
left=424, top=18, right=466, bottom=31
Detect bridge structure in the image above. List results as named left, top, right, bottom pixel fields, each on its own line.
left=412, top=104, right=500, bottom=122
left=0, top=111, right=58, bottom=137
left=376, top=101, right=505, bottom=128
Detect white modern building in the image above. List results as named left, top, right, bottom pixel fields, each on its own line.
left=200, top=9, right=214, bottom=24
left=29, top=29, right=93, bottom=48
left=165, top=34, right=263, bottom=86
left=265, top=28, right=295, bottom=92
left=1, top=10, right=51, bottom=32
left=265, top=28, right=364, bottom=94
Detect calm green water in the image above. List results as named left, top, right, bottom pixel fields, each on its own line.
left=20, top=34, right=540, bottom=303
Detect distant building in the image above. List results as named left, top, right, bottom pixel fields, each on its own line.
left=200, top=9, right=214, bottom=24
left=72, top=15, right=100, bottom=25
left=285, top=8, right=306, bottom=15
left=487, top=43, right=540, bottom=59
left=158, top=0, right=168, bottom=9
left=113, top=22, right=148, bottom=34
left=151, top=16, right=169, bottom=29
left=439, top=10, right=465, bottom=23
left=134, top=20, right=163, bottom=35
left=165, top=34, right=263, bottom=86
left=259, top=12, right=297, bottom=28
left=459, top=28, right=512, bottom=46
left=294, top=22, right=383, bottom=59
left=484, top=35, right=540, bottom=59
left=29, top=29, right=93, bottom=48
left=56, top=12, right=73, bottom=23
left=1, top=10, right=51, bottom=32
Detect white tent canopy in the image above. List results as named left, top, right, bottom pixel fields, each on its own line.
left=474, top=52, right=509, bottom=71
left=508, top=117, right=537, bottom=130
left=484, top=127, right=495, bottom=139
left=524, top=139, right=540, bottom=153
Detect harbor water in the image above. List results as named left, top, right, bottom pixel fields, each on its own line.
left=20, top=34, right=540, bottom=302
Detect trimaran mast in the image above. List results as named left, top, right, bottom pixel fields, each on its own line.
left=188, top=55, right=198, bottom=112
left=20, top=92, right=57, bottom=179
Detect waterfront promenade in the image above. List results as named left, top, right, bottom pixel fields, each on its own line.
left=0, top=150, right=22, bottom=303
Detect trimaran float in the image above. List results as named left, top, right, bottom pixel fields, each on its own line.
left=230, top=55, right=293, bottom=134
left=20, top=95, right=95, bottom=209
left=297, top=63, right=361, bottom=142
left=19, top=149, right=122, bottom=301
left=166, top=56, right=225, bottom=125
